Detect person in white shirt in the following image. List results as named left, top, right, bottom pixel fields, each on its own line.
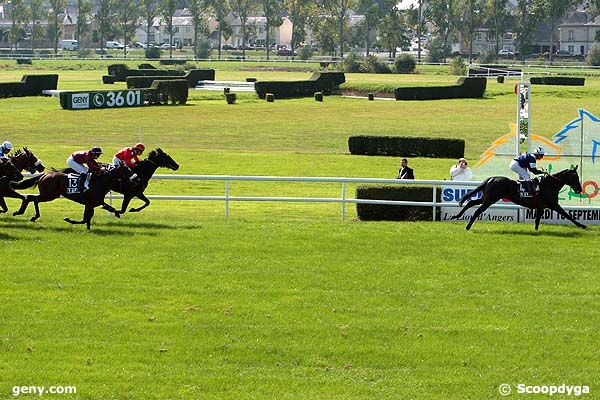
left=450, top=158, right=472, bottom=181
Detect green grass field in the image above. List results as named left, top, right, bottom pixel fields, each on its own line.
left=1, top=61, right=600, bottom=399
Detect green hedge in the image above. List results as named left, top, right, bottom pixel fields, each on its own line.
left=348, top=135, right=465, bottom=158
left=147, top=79, right=188, bottom=105
left=138, top=63, right=157, bottom=69
left=394, top=77, right=486, bottom=100
left=530, top=76, right=585, bottom=86
left=159, top=59, right=187, bottom=65
left=125, top=69, right=215, bottom=88
left=0, top=74, right=58, bottom=98
left=254, top=72, right=345, bottom=99
left=356, top=185, right=440, bottom=221
left=107, top=64, right=182, bottom=82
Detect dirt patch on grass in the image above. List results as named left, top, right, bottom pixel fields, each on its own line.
left=341, top=89, right=396, bottom=99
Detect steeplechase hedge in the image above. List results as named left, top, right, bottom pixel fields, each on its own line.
left=147, top=79, right=188, bottom=105
left=0, top=74, right=58, bottom=98
left=254, top=72, right=346, bottom=99
left=106, top=64, right=215, bottom=86
left=530, top=76, right=585, bottom=86
left=138, top=63, right=157, bottom=69
left=394, top=77, right=486, bottom=100
left=125, top=67, right=215, bottom=88
left=348, top=136, right=465, bottom=158
left=356, top=185, right=440, bottom=221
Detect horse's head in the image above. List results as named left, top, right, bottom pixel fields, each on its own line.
left=148, top=148, right=179, bottom=171
left=559, top=166, right=582, bottom=194
left=21, top=147, right=45, bottom=173
left=0, top=159, right=24, bottom=181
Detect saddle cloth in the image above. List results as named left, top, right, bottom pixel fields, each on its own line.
left=66, top=173, right=82, bottom=194
left=517, top=179, right=540, bottom=198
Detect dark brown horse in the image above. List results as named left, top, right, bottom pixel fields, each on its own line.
left=12, top=165, right=139, bottom=229
left=453, top=167, right=585, bottom=230
left=63, top=149, right=180, bottom=216
left=0, top=148, right=45, bottom=214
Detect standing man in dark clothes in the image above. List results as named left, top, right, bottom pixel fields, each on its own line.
left=397, top=158, right=414, bottom=179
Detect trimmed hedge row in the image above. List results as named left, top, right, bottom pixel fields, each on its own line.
left=356, top=186, right=440, bottom=221
left=530, top=76, right=585, bottom=86
left=138, top=63, right=157, bottom=69
left=146, top=79, right=189, bottom=105
left=0, top=74, right=58, bottom=98
left=394, top=77, right=486, bottom=100
left=254, top=72, right=345, bottom=99
left=125, top=69, right=215, bottom=89
left=159, top=59, right=187, bottom=65
left=348, top=136, right=465, bottom=158
left=107, top=64, right=215, bottom=83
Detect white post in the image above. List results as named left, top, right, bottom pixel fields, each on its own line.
left=432, top=186, right=437, bottom=222
left=225, top=180, right=230, bottom=220
left=341, top=182, right=346, bottom=221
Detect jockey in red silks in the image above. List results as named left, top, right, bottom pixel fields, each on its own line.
left=113, top=143, right=145, bottom=168
left=66, top=147, right=103, bottom=192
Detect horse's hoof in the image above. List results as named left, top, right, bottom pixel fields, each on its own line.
left=129, top=208, right=138, bottom=213
left=13, top=212, right=20, bottom=216
left=114, top=212, right=121, bottom=219
left=30, top=217, right=37, bottom=222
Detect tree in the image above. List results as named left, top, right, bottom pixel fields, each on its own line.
left=284, top=0, right=315, bottom=53
left=161, top=0, right=177, bottom=58
left=8, top=0, right=28, bottom=51
left=29, top=0, right=44, bottom=53
left=141, top=0, right=158, bottom=48
left=379, top=0, right=406, bottom=59
left=116, top=0, right=139, bottom=58
left=262, top=0, right=283, bottom=59
left=321, top=0, right=356, bottom=59
left=189, top=0, right=209, bottom=58
left=95, top=0, right=115, bottom=53
left=209, top=0, right=231, bottom=59
left=357, top=0, right=380, bottom=56
left=231, top=0, right=258, bottom=58
left=514, top=0, right=545, bottom=61
left=426, top=0, right=460, bottom=60
left=47, top=0, right=65, bottom=55
left=76, top=0, right=92, bottom=57
left=544, top=0, right=576, bottom=63
left=458, top=0, right=485, bottom=63
left=485, top=0, right=508, bottom=55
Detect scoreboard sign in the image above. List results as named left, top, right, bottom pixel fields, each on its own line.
left=61, top=90, right=144, bottom=110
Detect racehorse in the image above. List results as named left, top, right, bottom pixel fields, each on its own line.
left=453, top=167, right=585, bottom=230
left=0, top=148, right=45, bottom=214
left=11, top=165, right=139, bottom=229
left=61, top=149, right=179, bottom=216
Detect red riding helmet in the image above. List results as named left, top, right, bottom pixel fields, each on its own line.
left=134, top=143, right=145, bottom=152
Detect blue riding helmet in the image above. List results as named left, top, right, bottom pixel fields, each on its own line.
left=90, top=146, right=103, bottom=155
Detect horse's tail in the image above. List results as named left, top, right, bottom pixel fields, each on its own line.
left=10, top=174, right=42, bottom=190
left=458, top=178, right=489, bottom=206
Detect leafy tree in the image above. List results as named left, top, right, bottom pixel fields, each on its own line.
left=29, top=0, right=44, bottom=52
left=485, top=0, right=508, bottom=55
left=47, top=0, right=65, bottom=55
left=76, top=0, right=92, bottom=57
left=141, top=0, right=158, bottom=48
left=189, top=0, right=209, bottom=58
left=379, top=0, right=407, bottom=59
left=321, top=0, right=357, bottom=59
left=544, top=0, right=577, bottom=62
left=284, top=0, right=315, bottom=53
left=8, top=0, right=28, bottom=51
left=209, top=0, right=231, bottom=59
left=262, top=0, right=283, bottom=59
left=116, top=0, right=139, bottom=57
left=231, top=0, right=258, bottom=57
left=357, top=0, right=380, bottom=56
left=161, top=0, right=177, bottom=58
left=514, top=0, right=545, bottom=60
left=95, top=0, right=115, bottom=53
left=426, top=0, right=460, bottom=60
left=458, top=0, right=485, bottom=63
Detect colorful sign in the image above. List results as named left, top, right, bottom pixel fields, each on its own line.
left=61, top=90, right=144, bottom=110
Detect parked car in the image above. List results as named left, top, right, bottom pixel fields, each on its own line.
left=221, top=44, right=236, bottom=50
left=498, top=49, right=514, bottom=57
left=277, top=47, right=296, bottom=56
left=134, top=42, right=147, bottom=49
left=106, top=41, right=125, bottom=49
left=61, top=39, right=78, bottom=51
left=555, top=49, right=572, bottom=57
left=160, top=43, right=177, bottom=49
left=237, top=44, right=255, bottom=50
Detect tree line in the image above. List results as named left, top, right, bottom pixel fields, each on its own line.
left=0, top=0, right=592, bottom=62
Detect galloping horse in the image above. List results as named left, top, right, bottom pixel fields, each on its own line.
left=0, top=148, right=45, bottom=214
left=453, top=167, right=585, bottom=230
left=12, top=166, right=139, bottom=229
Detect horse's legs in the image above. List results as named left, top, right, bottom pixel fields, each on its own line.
left=64, top=206, right=87, bottom=225
left=465, top=199, right=498, bottom=230
left=129, top=193, right=150, bottom=213
left=101, top=202, right=121, bottom=218
left=13, top=195, right=31, bottom=216
left=0, top=197, right=7, bottom=213
left=451, top=198, right=483, bottom=220
left=85, top=206, right=95, bottom=230
left=535, top=208, right=543, bottom=231
left=118, top=193, right=134, bottom=214
left=549, top=203, right=587, bottom=229
left=30, top=196, right=42, bottom=222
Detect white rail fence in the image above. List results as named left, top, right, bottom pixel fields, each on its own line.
left=103, top=174, right=598, bottom=221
